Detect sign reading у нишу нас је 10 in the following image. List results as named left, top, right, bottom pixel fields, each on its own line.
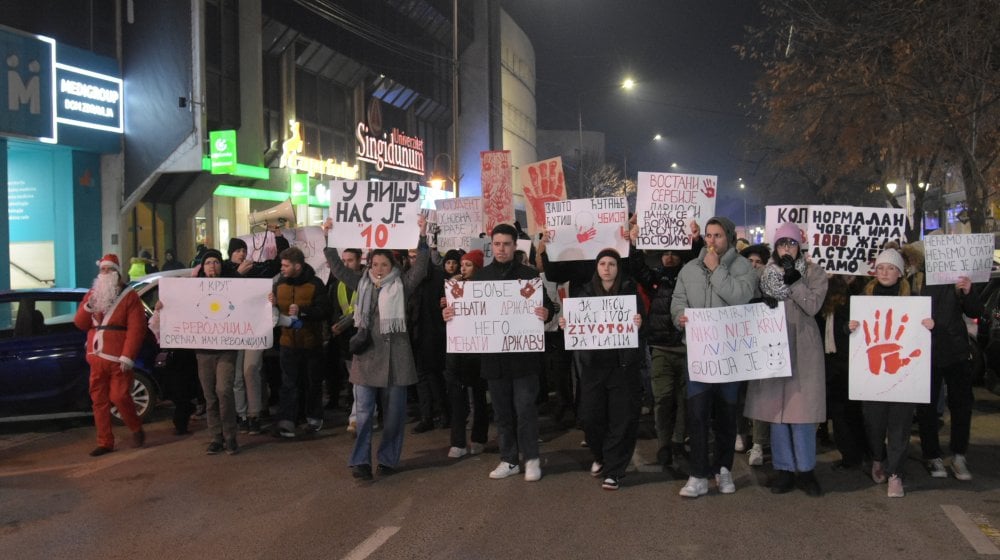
left=1, top=24, right=123, bottom=143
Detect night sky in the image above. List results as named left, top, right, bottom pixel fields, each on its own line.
left=499, top=0, right=763, bottom=221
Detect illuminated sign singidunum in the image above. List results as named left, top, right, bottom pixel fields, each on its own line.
left=355, top=123, right=425, bottom=176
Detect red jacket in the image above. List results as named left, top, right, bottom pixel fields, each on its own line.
left=74, top=288, right=147, bottom=364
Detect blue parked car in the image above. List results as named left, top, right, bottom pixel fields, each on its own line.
left=0, top=272, right=189, bottom=423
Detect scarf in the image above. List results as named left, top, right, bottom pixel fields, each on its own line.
left=760, top=258, right=807, bottom=300
left=824, top=311, right=836, bottom=353
left=354, top=267, right=406, bottom=334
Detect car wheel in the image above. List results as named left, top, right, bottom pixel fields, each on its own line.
left=111, top=371, right=158, bottom=423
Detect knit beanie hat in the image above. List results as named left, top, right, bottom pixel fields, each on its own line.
left=443, top=249, right=463, bottom=265
left=774, top=222, right=803, bottom=246
left=227, top=237, right=248, bottom=257
left=874, top=248, right=905, bottom=274
left=201, top=249, right=224, bottom=264
left=461, top=249, right=485, bottom=270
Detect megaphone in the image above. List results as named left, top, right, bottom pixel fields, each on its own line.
left=249, top=199, right=296, bottom=228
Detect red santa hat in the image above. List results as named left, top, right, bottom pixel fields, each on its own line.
left=97, top=253, right=121, bottom=271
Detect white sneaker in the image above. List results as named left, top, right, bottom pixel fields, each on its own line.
left=734, top=435, right=746, bottom=452
left=489, top=462, right=520, bottom=479
left=887, top=474, right=905, bottom=498
left=927, top=457, right=947, bottom=478
left=448, top=446, right=468, bottom=458
left=747, top=444, right=764, bottom=467
left=469, top=442, right=485, bottom=455
left=524, top=458, right=542, bottom=482
left=951, top=454, right=972, bottom=481
left=590, top=462, right=604, bottom=477
left=716, top=466, right=736, bottom=494
left=679, top=476, right=709, bottom=498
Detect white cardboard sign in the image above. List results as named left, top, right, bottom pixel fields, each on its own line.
left=544, top=197, right=629, bottom=261
left=806, top=205, right=905, bottom=275
left=158, top=277, right=274, bottom=350
left=434, top=197, right=483, bottom=253
left=684, top=302, right=792, bottom=383
left=923, top=233, right=993, bottom=285
left=445, top=279, right=544, bottom=353
left=327, top=181, right=422, bottom=250
left=562, top=295, right=638, bottom=350
left=636, top=172, right=717, bottom=250
left=849, top=296, right=931, bottom=403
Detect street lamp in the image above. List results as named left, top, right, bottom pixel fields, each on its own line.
left=429, top=153, right=455, bottom=191
left=578, top=77, right=637, bottom=191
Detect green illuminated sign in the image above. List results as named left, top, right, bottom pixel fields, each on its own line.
left=209, top=130, right=238, bottom=174
left=290, top=173, right=309, bottom=205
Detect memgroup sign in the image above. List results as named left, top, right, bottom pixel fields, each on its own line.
left=1, top=25, right=123, bottom=143
left=55, top=64, right=123, bottom=133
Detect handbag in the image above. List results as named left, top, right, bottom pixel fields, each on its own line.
left=349, top=327, right=372, bottom=354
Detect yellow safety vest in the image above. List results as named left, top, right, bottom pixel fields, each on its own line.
left=337, top=282, right=357, bottom=315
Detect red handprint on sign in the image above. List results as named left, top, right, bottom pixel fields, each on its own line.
left=576, top=225, right=597, bottom=243
left=519, top=278, right=540, bottom=300
left=523, top=160, right=565, bottom=231
left=862, top=309, right=921, bottom=375
left=446, top=279, right=465, bottom=299
left=700, top=178, right=716, bottom=198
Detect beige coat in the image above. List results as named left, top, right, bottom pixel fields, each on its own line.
left=745, top=262, right=828, bottom=424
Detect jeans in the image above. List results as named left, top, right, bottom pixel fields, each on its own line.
left=650, top=348, right=687, bottom=452
left=578, top=364, right=642, bottom=478
left=277, top=346, right=324, bottom=430
left=686, top=381, right=741, bottom=478
left=349, top=384, right=407, bottom=468
left=196, top=350, right=238, bottom=444
left=488, top=375, right=540, bottom=464
left=233, top=349, right=264, bottom=418
left=770, top=422, right=817, bottom=472
left=864, top=401, right=915, bottom=477
left=918, top=362, right=973, bottom=458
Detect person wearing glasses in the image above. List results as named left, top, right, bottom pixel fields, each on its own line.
left=744, top=222, right=829, bottom=496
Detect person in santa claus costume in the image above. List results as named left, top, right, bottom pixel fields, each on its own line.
left=73, top=254, right=147, bottom=456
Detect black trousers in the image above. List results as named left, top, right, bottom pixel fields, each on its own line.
left=577, top=364, right=642, bottom=478
left=918, top=362, right=973, bottom=458
left=686, top=385, right=740, bottom=478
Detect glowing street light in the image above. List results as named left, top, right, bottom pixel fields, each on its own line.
left=622, top=78, right=635, bottom=90
left=653, top=133, right=662, bottom=141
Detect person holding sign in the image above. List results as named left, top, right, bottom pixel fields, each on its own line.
left=558, top=249, right=645, bottom=490
left=744, top=222, right=829, bottom=496
left=671, top=216, right=756, bottom=498
left=324, top=217, right=430, bottom=481
left=848, top=248, right=934, bottom=498
left=630, top=220, right=704, bottom=470
left=443, top=224, right=555, bottom=482
left=442, top=249, right=490, bottom=458
left=182, top=250, right=242, bottom=455
left=900, top=241, right=982, bottom=482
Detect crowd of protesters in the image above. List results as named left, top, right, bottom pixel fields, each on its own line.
left=94, top=213, right=983, bottom=498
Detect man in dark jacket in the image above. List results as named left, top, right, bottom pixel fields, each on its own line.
left=271, top=247, right=333, bottom=438
left=407, top=247, right=449, bottom=433
left=630, top=222, right=704, bottom=468
left=445, top=224, right=555, bottom=482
